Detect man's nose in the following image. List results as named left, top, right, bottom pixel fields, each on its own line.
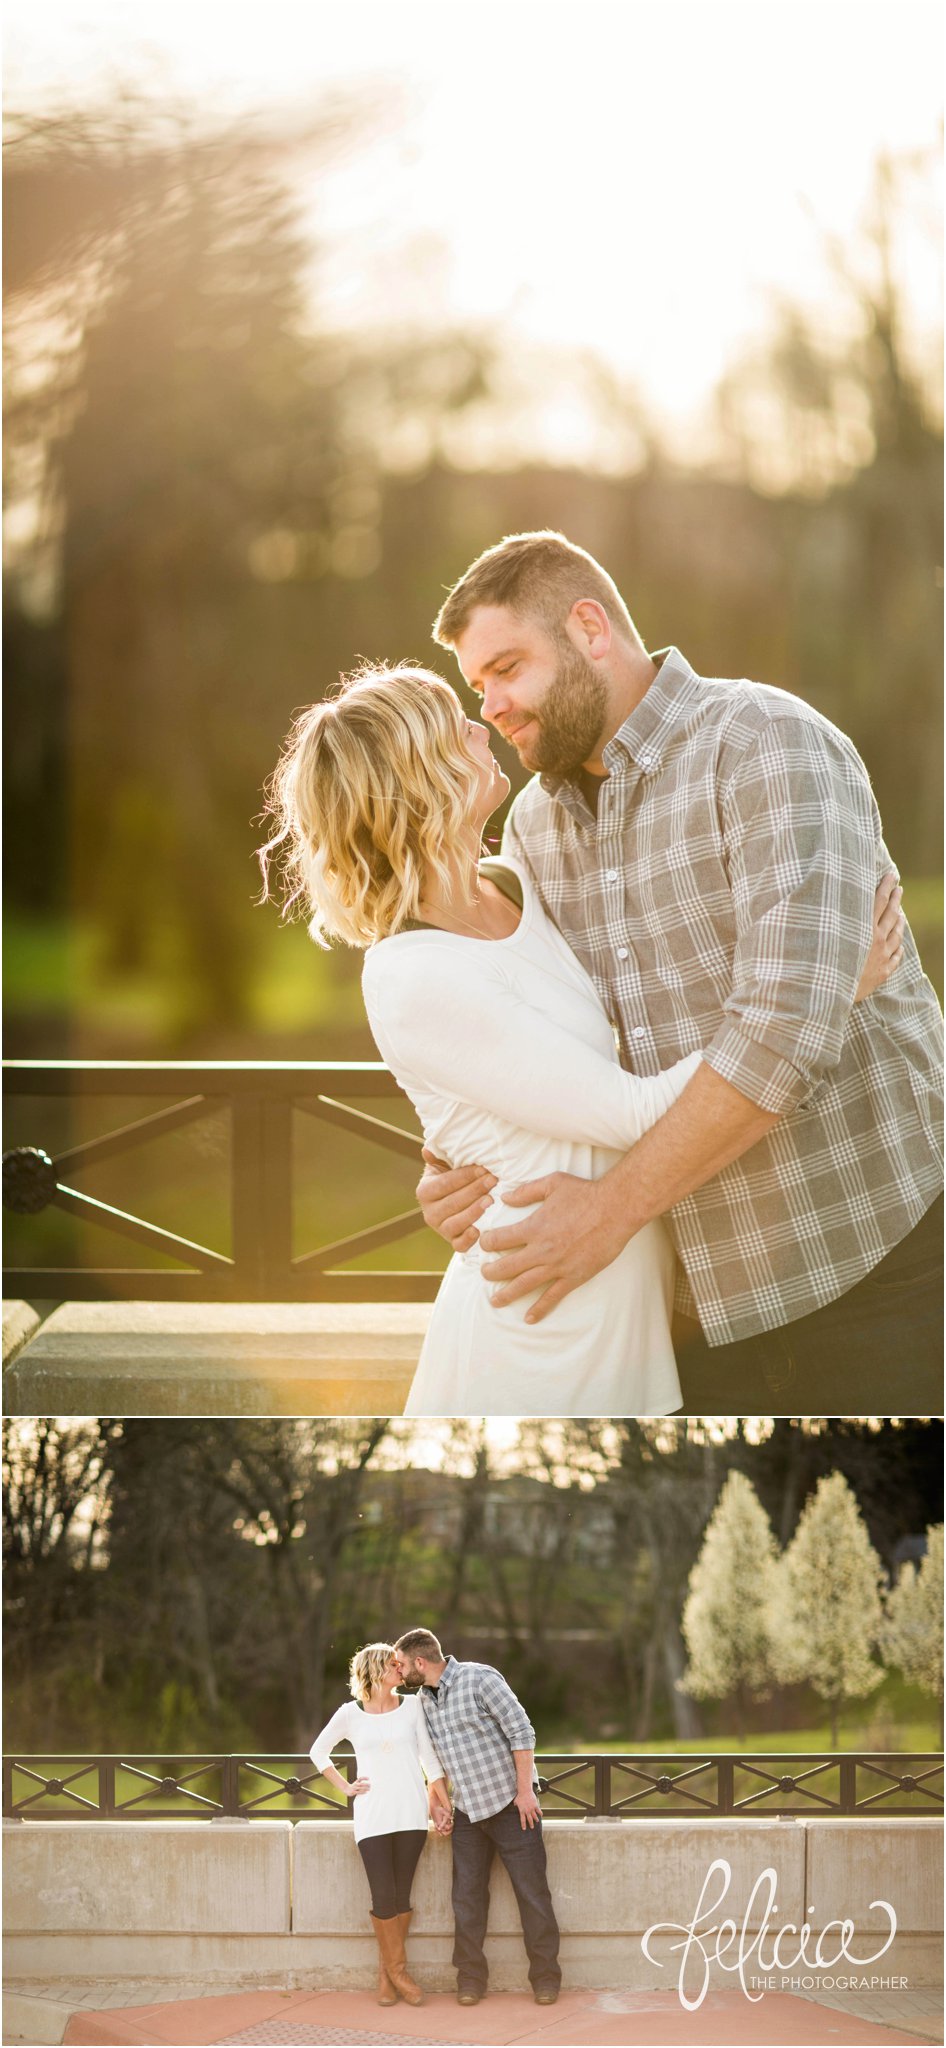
left=481, top=681, right=510, bottom=726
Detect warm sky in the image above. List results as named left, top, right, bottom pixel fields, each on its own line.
left=4, top=0, right=943, bottom=452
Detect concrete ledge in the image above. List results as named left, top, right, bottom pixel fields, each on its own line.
left=807, top=1819, right=944, bottom=1933
left=4, top=1821, right=292, bottom=1937
left=290, top=1817, right=810, bottom=1992
left=9, top=1817, right=940, bottom=1998
left=2, top=1301, right=41, bottom=1369
left=1, top=1303, right=431, bottom=1416
left=294, top=1816, right=806, bottom=1937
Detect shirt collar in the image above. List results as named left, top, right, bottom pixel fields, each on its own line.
left=427, top=1654, right=458, bottom=1701
left=539, top=646, right=701, bottom=803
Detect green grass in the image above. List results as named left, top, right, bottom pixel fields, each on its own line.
left=568, top=1724, right=940, bottom=1754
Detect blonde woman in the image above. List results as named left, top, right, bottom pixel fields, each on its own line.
left=309, top=1641, right=451, bottom=2006
left=260, top=664, right=899, bottom=1417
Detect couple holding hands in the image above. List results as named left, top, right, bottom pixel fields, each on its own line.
left=310, top=1628, right=560, bottom=2011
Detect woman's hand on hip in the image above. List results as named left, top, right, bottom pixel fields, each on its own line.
left=348, top=1777, right=371, bottom=1798
left=416, top=1148, right=496, bottom=1252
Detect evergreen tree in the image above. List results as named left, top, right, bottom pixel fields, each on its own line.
left=770, top=1471, right=885, bottom=1745
left=678, top=1470, right=780, bottom=1736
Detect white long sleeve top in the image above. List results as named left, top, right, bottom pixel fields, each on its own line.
left=309, top=1693, right=444, bottom=1843
left=362, top=858, right=701, bottom=1180
left=360, top=856, right=702, bottom=1414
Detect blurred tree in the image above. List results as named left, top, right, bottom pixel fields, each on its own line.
left=2, top=1417, right=113, bottom=1740
left=728, top=1417, right=945, bottom=1567
left=770, top=1471, right=886, bottom=1746
left=679, top=1471, right=780, bottom=1737
left=557, top=1421, right=720, bottom=1741
left=100, top=1419, right=260, bottom=1747
left=2, top=1415, right=110, bottom=1572
left=3, top=96, right=502, bottom=1042
left=715, top=147, right=943, bottom=872
left=5, top=99, right=366, bottom=1027
left=881, top=1524, right=944, bottom=1738
left=3, top=1419, right=941, bottom=1752
left=103, top=1417, right=390, bottom=1749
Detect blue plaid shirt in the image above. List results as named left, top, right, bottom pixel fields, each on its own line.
left=419, top=1657, right=536, bottom=1822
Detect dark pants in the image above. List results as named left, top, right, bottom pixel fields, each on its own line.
left=451, top=1801, right=561, bottom=1996
left=676, top=1196, right=943, bottom=1413
left=358, top=1829, right=427, bottom=1919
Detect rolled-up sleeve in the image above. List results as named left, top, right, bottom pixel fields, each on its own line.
left=475, top=1669, right=535, bottom=1750
left=704, top=714, right=880, bottom=1115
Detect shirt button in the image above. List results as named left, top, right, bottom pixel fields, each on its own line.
left=639, top=753, right=653, bottom=769
left=616, top=947, right=629, bottom=960
left=632, top=1026, right=647, bottom=1040
left=605, top=869, right=619, bottom=882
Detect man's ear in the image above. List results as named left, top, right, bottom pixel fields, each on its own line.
left=566, top=598, right=611, bottom=659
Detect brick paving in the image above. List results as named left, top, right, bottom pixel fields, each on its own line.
left=219, top=2031, right=467, bottom=2046
left=37, top=1983, right=940, bottom=2047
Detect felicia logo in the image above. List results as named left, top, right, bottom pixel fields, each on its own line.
left=641, top=1858, right=898, bottom=2011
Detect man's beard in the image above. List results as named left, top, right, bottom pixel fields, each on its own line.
left=525, top=638, right=609, bottom=778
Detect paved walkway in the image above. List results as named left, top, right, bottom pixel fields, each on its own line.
left=3, top=1983, right=936, bottom=2048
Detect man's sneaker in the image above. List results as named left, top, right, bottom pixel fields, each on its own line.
left=533, top=1986, right=560, bottom=2005
left=457, top=1988, right=484, bottom=2006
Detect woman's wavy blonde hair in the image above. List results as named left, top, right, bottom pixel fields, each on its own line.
left=349, top=1641, right=397, bottom=1705
left=257, top=663, right=483, bottom=947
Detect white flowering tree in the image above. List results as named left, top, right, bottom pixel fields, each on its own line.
left=881, top=1525, right=944, bottom=1738
left=678, top=1471, right=781, bottom=1736
left=769, top=1471, right=885, bottom=1745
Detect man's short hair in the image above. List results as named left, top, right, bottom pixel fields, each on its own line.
left=432, top=530, right=638, bottom=648
left=394, top=1628, right=444, bottom=1662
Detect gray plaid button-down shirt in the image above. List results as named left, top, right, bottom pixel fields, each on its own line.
left=419, top=1657, right=536, bottom=1822
left=504, top=647, right=944, bottom=1346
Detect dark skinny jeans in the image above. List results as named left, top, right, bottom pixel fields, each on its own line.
left=358, top=1828, right=427, bottom=1920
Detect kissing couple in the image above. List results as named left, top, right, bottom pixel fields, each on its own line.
left=310, top=1627, right=561, bottom=2009
left=261, top=531, right=943, bottom=1417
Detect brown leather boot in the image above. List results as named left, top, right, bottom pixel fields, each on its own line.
left=398, top=1908, right=419, bottom=1991
left=368, top=1915, right=398, bottom=2005
left=374, top=1912, right=423, bottom=2005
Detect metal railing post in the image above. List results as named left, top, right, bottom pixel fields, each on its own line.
left=221, top=1756, right=240, bottom=1817
left=231, top=1095, right=293, bottom=1299
left=595, top=1755, right=608, bottom=1816
left=230, top=1098, right=265, bottom=1299
left=101, top=1761, right=115, bottom=1817
left=261, top=1096, right=293, bottom=1297
left=839, top=1757, right=857, bottom=1814
left=717, top=1758, right=734, bottom=1815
